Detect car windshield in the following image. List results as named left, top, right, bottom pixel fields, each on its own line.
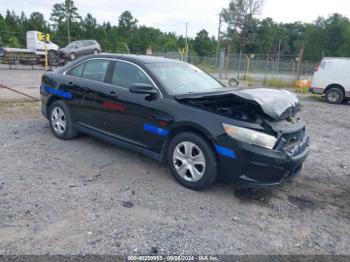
left=148, top=62, right=225, bottom=95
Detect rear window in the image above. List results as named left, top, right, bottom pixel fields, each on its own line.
left=81, top=60, right=110, bottom=82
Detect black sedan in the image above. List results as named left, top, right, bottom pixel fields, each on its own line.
left=40, top=54, right=309, bottom=190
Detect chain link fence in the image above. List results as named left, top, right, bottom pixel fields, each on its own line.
left=153, top=52, right=315, bottom=85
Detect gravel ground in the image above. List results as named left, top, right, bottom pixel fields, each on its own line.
left=0, top=66, right=44, bottom=101
left=0, top=96, right=349, bottom=256
left=0, top=64, right=349, bottom=256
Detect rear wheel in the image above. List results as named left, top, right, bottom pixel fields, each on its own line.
left=167, top=132, right=218, bottom=190
left=325, top=87, right=344, bottom=104
left=49, top=100, right=78, bottom=140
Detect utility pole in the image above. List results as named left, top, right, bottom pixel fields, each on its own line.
left=215, top=12, right=222, bottom=67
left=66, top=5, right=71, bottom=43
left=185, top=22, right=188, bottom=62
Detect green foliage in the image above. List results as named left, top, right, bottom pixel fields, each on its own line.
left=7, top=35, right=20, bottom=47
left=1, top=1, right=350, bottom=63
left=193, top=30, right=216, bottom=57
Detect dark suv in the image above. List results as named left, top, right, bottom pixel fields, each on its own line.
left=40, top=54, right=309, bottom=190
left=58, top=40, right=101, bottom=61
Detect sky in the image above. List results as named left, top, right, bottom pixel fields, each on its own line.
left=0, top=0, right=349, bottom=37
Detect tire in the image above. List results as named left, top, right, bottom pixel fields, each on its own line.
left=325, top=87, right=344, bottom=104
left=167, top=132, right=218, bottom=190
left=92, top=49, right=99, bottom=54
left=69, top=52, right=77, bottom=61
left=48, top=100, right=78, bottom=140
left=229, top=78, right=239, bottom=87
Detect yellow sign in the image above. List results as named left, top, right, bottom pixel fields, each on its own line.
left=37, top=32, right=50, bottom=42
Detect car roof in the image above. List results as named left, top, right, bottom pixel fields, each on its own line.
left=96, top=53, right=179, bottom=64
left=57, top=54, right=181, bottom=74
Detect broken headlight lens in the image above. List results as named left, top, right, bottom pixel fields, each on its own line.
left=222, top=123, right=277, bottom=150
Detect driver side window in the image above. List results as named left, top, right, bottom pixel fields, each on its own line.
left=111, top=61, right=152, bottom=89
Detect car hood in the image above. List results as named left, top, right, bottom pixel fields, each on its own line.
left=58, top=48, right=69, bottom=53
left=175, top=88, right=300, bottom=120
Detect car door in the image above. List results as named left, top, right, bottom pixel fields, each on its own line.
left=82, top=40, right=92, bottom=55
left=102, top=60, right=170, bottom=152
left=74, top=41, right=83, bottom=56
left=73, top=59, right=115, bottom=130
left=60, top=62, right=87, bottom=123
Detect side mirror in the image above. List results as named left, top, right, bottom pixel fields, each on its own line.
left=129, top=83, right=158, bottom=96
left=228, top=78, right=239, bottom=88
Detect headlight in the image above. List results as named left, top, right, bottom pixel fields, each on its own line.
left=222, top=123, right=277, bottom=150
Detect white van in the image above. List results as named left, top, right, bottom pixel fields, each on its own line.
left=311, top=57, right=350, bottom=104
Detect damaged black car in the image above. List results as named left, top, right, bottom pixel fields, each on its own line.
left=40, top=54, right=309, bottom=190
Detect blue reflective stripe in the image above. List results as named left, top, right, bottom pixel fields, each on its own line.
left=144, top=123, right=169, bottom=137
left=45, top=86, right=73, bottom=100
left=215, top=145, right=236, bottom=159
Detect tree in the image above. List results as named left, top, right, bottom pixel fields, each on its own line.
left=193, top=30, right=216, bottom=56
left=50, top=0, right=81, bottom=42
left=24, top=12, right=49, bottom=32
left=82, top=13, right=97, bottom=39
left=222, top=0, right=264, bottom=51
left=118, top=11, right=137, bottom=40
left=7, top=35, right=20, bottom=47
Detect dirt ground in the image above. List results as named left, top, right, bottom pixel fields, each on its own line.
left=0, top=70, right=349, bottom=255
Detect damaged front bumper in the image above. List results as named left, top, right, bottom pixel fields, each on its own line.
left=216, top=134, right=310, bottom=187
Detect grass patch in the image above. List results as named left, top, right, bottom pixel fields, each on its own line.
left=263, top=79, right=295, bottom=88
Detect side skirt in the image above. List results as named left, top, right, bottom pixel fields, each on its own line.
left=73, top=123, right=162, bottom=162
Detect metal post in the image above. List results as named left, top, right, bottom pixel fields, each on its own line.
left=276, top=39, right=281, bottom=74
left=218, top=50, right=225, bottom=81
left=225, top=44, right=231, bottom=79
left=296, top=48, right=304, bottom=80
left=264, top=54, right=269, bottom=84
left=237, top=49, right=242, bottom=79
left=44, top=38, right=48, bottom=70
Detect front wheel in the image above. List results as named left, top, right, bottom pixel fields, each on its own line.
left=167, top=132, right=218, bottom=190
left=49, top=100, right=78, bottom=140
left=92, top=49, right=99, bottom=54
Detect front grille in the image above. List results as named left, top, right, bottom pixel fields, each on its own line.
left=276, top=128, right=309, bottom=156
left=282, top=129, right=305, bottom=151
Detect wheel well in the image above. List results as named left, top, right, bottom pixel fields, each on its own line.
left=160, top=126, right=215, bottom=162
left=47, top=96, right=61, bottom=112
left=325, top=84, right=345, bottom=95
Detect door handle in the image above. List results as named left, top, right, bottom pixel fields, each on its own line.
left=66, top=81, right=74, bottom=87
left=109, top=91, right=118, bottom=98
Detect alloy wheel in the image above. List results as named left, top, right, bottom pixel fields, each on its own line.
left=51, top=107, right=66, bottom=135
left=173, top=141, right=206, bottom=182
left=327, top=91, right=340, bottom=103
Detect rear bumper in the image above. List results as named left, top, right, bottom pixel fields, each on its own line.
left=216, top=135, right=309, bottom=187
